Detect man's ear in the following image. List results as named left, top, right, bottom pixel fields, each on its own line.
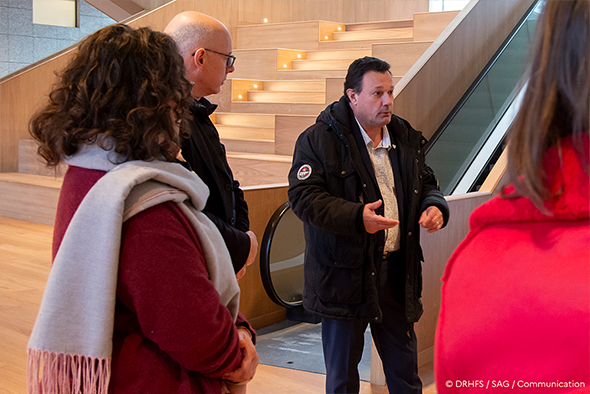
left=192, top=48, right=206, bottom=69
left=346, top=88, right=357, bottom=105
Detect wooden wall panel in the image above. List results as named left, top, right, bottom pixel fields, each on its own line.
left=413, top=10, right=460, bottom=41
left=241, top=185, right=289, bottom=329
left=393, top=0, right=536, bottom=140
left=372, top=41, right=433, bottom=77
left=0, top=54, right=74, bottom=172
left=326, top=77, right=345, bottom=104
left=237, top=0, right=428, bottom=25
left=229, top=49, right=281, bottom=80
left=237, top=21, right=325, bottom=50
left=416, top=192, right=492, bottom=351
left=275, top=114, right=315, bottom=156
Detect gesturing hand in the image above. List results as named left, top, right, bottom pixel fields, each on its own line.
left=418, top=206, right=443, bottom=233
left=363, top=200, right=399, bottom=234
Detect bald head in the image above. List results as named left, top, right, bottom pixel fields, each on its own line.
left=164, top=11, right=229, bottom=57
left=164, top=11, right=235, bottom=99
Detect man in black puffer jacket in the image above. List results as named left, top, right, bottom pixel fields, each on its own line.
left=289, top=57, right=449, bottom=394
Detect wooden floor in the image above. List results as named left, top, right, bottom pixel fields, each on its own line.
left=0, top=216, right=436, bottom=394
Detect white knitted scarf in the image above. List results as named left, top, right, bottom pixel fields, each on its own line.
left=26, top=143, right=240, bottom=394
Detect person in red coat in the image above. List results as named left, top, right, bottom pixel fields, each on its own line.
left=27, top=24, right=257, bottom=394
left=435, top=1, right=589, bottom=393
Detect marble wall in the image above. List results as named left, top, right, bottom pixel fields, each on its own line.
left=0, top=0, right=114, bottom=78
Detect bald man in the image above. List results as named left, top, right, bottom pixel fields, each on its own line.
left=164, top=13, right=259, bottom=392
left=165, top=12, right=257, bottom=280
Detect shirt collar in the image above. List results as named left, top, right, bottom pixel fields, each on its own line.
left=355, top=117, right=393, bottom=150
left=191, top=97, right=218, bottom=116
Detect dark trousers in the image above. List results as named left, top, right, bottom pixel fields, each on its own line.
left=321, top=251, right=422, bottom=394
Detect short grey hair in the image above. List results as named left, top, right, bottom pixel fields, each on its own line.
left=167, top=22, right=215, bottom=56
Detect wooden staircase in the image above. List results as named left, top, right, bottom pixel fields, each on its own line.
left=211, top=11, right=459, bottom=156
left=0, top=10, right=459, bottom=225
left=332, top=27, right=413, bottom=41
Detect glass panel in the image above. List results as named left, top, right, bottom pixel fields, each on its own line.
left=426, top=5, right=540, bottom=195
left=33, top=0, right=77, bottom=27
left=268, top=207, right=305, bottom=305
left=430, top=0, right=470, bottom=12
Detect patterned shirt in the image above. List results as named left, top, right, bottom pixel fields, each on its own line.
left=356, top=118, right=400, bottom=252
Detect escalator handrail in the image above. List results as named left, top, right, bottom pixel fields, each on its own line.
left=259, top=201, right=304, bottom=309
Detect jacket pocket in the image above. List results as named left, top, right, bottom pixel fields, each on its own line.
left=326, top=160, right=361, bottom=203
left=310, top=233, right=364, bottom=304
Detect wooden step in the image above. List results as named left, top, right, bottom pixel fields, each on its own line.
left=274, top=69, right=348, bottom=79
left=237, top=20, right=345, bottom=51
left=230, top=101, right=326, bottom=116
left=229, top=49, right=350, bottom=80
left=304, top=48, right=371, bottom=61
left=231, top=79, right=327, bottom=102
left=332, top=28, right=413, bottom=42
left=247, top=91, right=325, bottom=104
left=345, top=20, right=414, bottom=31
left=18, top=139, right=66, bottom=177
left=226, top=153, right=292, bottom=186
left=318, top=36, right=414, bottom=50
left=215, top=113, right=317, bottom=157
left=214, top=112, right=275, bottom=127
left=216, top=124, right=275, bottom=141
left=221, top=138, right=276, bottom=155
left=263, top=80, right=326, bottom=92
left=291, top=58, right=355, bottom=71
left=0, top=173, right=62, bottom=225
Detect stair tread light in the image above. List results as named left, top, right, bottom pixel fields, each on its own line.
left=238, top=94, right=243, bottom=99
left=263, top=18, right=268, bottom=23
left=253, top=84, right=258, bottom=88
left=283, top=64, right=287, bottom=68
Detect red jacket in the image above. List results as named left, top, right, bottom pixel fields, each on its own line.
left=435, top=135, right=590, bottom=393
left=53, top=165, right=253, bottom=394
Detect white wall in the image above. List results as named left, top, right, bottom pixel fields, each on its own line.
left=429, top=0, right=470, bottom=12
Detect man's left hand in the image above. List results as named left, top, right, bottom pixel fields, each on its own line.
left=418, top=206, right=443, bottom=233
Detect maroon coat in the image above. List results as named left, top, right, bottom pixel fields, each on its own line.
left=53, top=165, right=253, bottom=394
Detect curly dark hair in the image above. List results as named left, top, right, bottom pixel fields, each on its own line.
left=30, top=24, right=193, bottom=167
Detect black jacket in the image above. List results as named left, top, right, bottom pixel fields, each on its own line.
left=288, top=96, right=449, bottom=323
left=181, top=98, right=251, bottom=273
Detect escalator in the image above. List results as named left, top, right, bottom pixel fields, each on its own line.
left=426, top=0, right=542, bottom=195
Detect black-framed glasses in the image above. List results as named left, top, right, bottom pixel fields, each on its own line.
left=191, top=48, right=236, bottom=68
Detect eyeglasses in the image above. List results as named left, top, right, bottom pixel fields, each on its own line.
left=191, top=48, right=236, bottom=68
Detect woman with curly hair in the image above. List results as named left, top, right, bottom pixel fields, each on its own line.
left=435, top=1, right=589, bottom=392
left=27, top=24, right=257, bottom=394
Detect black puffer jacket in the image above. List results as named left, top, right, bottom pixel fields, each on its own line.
left=181, top=98, right=251, bottom=273
left=288, top=96, right=449, bottom=323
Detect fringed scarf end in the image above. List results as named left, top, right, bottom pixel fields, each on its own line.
left=27, top=347, right=111, bottom=394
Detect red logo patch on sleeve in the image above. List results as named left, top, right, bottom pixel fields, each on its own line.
left=297, top=164, right=312, bottom=180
